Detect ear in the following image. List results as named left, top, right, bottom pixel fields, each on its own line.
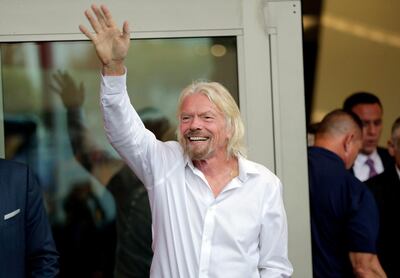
left=343, top=133, right=354, bottom=153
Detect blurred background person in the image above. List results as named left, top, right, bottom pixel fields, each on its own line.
left=52, top=70, right=174, bottom=277
left=343, top=92, right=393, bottom=181
left=366, top=116, right=400, bottom=277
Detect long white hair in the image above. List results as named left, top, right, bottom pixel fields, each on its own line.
left=176, top=81, right=246, bottom=158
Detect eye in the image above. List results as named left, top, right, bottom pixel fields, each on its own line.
left=181, top=115, right=191, bottom=122
left=202, top=114, right=214, bottom=121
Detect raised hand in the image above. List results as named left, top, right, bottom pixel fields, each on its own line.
left=51, top=70, right=85, bottom=109
left=79, top=5, right=130, bottom=75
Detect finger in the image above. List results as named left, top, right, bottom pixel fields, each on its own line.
left=84, top=8, right=102, bottom=34
left=101, top=5, right=116, bottom=28
left=79, top=24, right=95, bottom=41
left=49, top=83, right=61, bottom=94
left=122, top=21, right=130, bottom=40
left=52, top=71, right=63, bottom=86
left=92, top=4, right=107, bottom=29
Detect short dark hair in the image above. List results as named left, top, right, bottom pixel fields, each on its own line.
left=343, top=92, right=382, bottom=112
left=317, top=109, right=363, bottom=135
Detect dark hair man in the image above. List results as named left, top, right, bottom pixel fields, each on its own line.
left=343, top=92, right=393, bottom=181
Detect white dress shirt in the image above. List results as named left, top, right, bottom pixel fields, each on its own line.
left=353, top=150, right=384, bottom=181
left=100, top=73, right=293, bottom=278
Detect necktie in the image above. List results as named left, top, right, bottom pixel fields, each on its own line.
left=365, top=158, right=377, bottom=178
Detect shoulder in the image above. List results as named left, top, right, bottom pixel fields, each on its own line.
left=377, top=146, right=390, bottom=157
left=0, top=159, right=28, bottom=179
left=0, top=158, right=26, bottom=169
left=243, top=158, right=278, bottom=177
left=308, top=147, right=344, bottom=172
left=240, top=158, right=282, bottom=190
left=377, top=147, right=394, bottom=166
left=159, top=140, right=185, bottom=161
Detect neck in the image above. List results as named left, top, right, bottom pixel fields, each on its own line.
left=193, top=154, right=239, bottom=197
left=314, top=137, right=345, bottom=161
left=193, top=152, right=237, bottom=173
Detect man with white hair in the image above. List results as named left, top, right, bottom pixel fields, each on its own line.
left=79, top=4, right=292, bottom=278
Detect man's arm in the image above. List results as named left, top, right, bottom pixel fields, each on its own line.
left=52, top=70, right=123, bottom=185
left=26, top=166, right=59, bottom=277
left=347, top=178, right=386, bottom=278
left=349, top=252, right=386, bottom=278
left=258, top=180, right=293, bottom=277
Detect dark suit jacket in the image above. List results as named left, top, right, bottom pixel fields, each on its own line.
left=366, top=165, right=400, bottom=278
left=0, top=159, right=59, bottom=277
left=377, top=147, right=394, bottom=172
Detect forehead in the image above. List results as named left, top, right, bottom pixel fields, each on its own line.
left=351, top=103, right=382, bottom=120
left=180, top=93, right=220, bottom=113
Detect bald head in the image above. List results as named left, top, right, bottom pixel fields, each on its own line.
left=314, top=109, right=363, bottom=169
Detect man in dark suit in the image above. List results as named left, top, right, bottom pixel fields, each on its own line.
left=343, top=92, right=393, bottom=181
left=366, top=116, right=400, bottom=277
left=0, top=159, right=59, bottom=277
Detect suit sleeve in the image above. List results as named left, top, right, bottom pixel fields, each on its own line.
left=25, top=167, right=59, bottom=277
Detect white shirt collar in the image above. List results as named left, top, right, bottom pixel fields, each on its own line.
left=355, top=149, right=380, bottom=165
left=184, top=155, right=258, bottom=184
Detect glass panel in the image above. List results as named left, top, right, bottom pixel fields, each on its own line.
left=0, top=37, right=238, bottom=277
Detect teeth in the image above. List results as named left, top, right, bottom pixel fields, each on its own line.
left=189, top=136, right=207, bottom=141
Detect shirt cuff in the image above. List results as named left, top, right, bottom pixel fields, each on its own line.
left=100, top=68, right=127, bottom=95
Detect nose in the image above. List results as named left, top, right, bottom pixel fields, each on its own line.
left=365, top=123, right=377, bottom=135
left=189, top=116, right=202, bottom=130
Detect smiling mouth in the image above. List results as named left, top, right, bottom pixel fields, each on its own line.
left=188, top=136, right=208, bottom=141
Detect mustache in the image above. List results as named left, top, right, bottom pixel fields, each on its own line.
left=184, top=130, right=209, bottom=137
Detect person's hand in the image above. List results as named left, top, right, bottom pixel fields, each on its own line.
left=79, top=4, right=130, bottom=75
left=51, top=70, right=85, bottom=109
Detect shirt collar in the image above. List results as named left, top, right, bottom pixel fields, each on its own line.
left=184, top=155, right=259, bottom=184
left=355, top=149, right=379, bottom=166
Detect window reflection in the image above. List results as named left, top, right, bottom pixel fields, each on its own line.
left=0, top=37, right=238, bottom=276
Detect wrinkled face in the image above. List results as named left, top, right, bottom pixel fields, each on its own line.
left=351, top=103, right=383, bottom=155
left=178, top=93, right=229, bottom=160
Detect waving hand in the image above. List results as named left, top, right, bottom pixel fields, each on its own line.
left=79, top=5, right=130, bottom=75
